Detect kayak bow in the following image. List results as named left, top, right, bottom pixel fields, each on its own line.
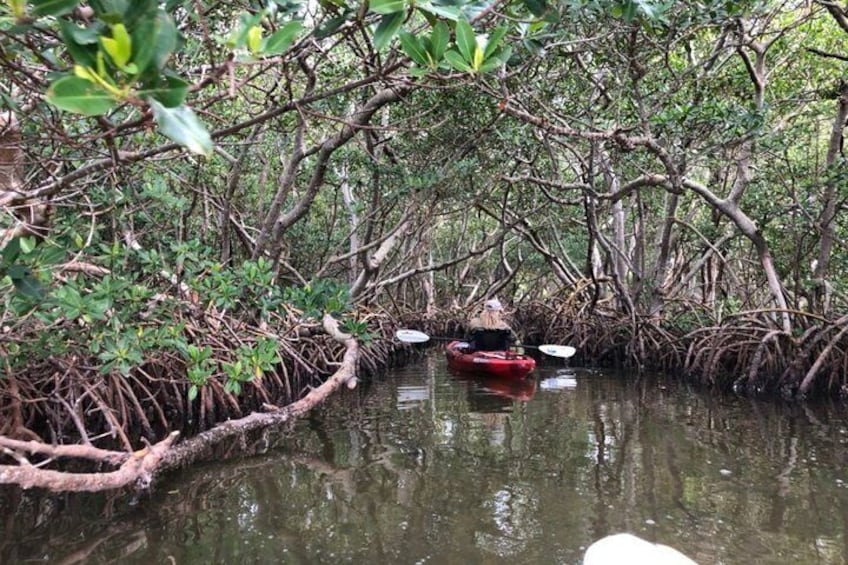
left=444, top=340, right=536, bottom=379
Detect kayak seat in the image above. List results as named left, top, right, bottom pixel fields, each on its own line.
left=469, top=329, right=513, bottom=352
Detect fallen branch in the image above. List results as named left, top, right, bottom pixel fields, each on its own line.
left=0, top=432, right=179, bottom=492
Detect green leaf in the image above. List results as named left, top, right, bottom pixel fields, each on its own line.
left=399, top=31, right=428, bottom=65
left=139, top=73, right=189, bottom=107
left=428, top=21, right=448, bottom=61
left=454, top=19, right=476, bottom=62
left=123, top=0, right=158, bottom=27
left=634, top=0, right=655, bottom=19
left=37, top=244, right=66, bottom=265
left=247, top=25, right=263, bottom=55
left=1, top=237, right=21, bottom=266
left=373, top=11, right=404, bottom=51
left=483, top=26, right=507, bottom=60
left=314, top=14, right=348, bottom=39
left=10, top=269, right=44, bottom=299
left=369, top=0, right=406, bottom=15
left=30, top=0, right=79, bottom=17
left=73, top=64, right=99, bottom=83
left=46, top=76, right=116, bottom=116
left=89, top=0, right=129, bottom=18
left=7, top=0, right=26, bottom=19
left=479, top=46, right=511, bottom=72
left=261, top=20, right=302, bottom=55
left=132, top=10, right=174, bottom=74
left=101, top=23, right=132, bottom=70
left=58, top=20, right=102, bottom=68
left=149, top=11, right=177, bottom=70
left=444, top=49, right=473, bottom=73
left=472, top=45, right=483, bottom=70
left=7, top=264, right=27, bottom=279
left=188, top=384, right=198, bottom=401
left=227, top=11, right=263, bottom=50
left=149, top=99, right=213, bottom=156
left=416, top=2, right=461, bottom=21
left=19, top=236, right=35, bottom=254
left=58, top=20, right=102, bottom=45
left=522, top=0, right=547, bottom=17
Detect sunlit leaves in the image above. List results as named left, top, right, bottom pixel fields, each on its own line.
left=226, top=9, right=303, bottom=57
left=100, top=23, right=133, bottom=72
left=226, top=11, right=263, bottom=50
left=399, top=18, right=509, bottom=76
left=443, top=21, right=511, bottom=75
left=443, top=49, right=472, bottom=72
left=366, top=0, right=462, bottom=52
left=39, top=3, right=207, bottom=154
left=247, top=24, right=263, bottom=54
left=6, top=0, right=27, bottom=19
left=484, top=26, right=508, bottom=60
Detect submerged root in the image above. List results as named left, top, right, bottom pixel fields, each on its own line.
left=0, top=307, right=413, bottom=491
left=514, top=299, right=848, bottom=398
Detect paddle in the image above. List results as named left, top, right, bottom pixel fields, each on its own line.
left=395, top=329, right=577, bottom=359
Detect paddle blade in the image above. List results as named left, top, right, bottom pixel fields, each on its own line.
left=395, top=329, right=431, bottom=343
left=538, top=344, right=577, bottom=358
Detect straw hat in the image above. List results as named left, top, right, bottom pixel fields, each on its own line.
left=484, top=298, right=503, bottom=311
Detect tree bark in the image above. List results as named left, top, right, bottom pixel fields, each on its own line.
left=811, top=83, right=848, bottom=314
left=252, top=86, right=408, bottom=260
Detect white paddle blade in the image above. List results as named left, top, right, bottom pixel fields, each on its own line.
left=538, top=344, right=577, bottom=358
left=395, top=329, right=431, bottom=343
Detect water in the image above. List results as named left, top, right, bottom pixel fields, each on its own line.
left=4, top=352, right=848, bottom=564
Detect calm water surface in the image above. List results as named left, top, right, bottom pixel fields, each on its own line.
left=4, top=352, right=848, bottom=564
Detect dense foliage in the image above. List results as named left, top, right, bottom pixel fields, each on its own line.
left=1, top=0, right=847, bottom=403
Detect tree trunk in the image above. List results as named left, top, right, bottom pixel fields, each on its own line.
left=811, top=83, right=848, bottom=314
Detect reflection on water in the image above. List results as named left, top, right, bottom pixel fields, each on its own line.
left=540, top=369, right=578, bottom=391
left=4, top=353, right=848, bottom=564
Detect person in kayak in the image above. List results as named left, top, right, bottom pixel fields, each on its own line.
left=466, top=298, right=520, bottom=352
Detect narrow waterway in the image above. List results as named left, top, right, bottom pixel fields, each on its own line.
left=4, top=351, right=848, bottom=564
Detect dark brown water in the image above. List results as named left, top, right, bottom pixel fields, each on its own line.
left=4, top=352, right=848, bottom=564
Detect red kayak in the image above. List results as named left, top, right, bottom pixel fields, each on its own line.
left=445, top=341, right=536, bottom=379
